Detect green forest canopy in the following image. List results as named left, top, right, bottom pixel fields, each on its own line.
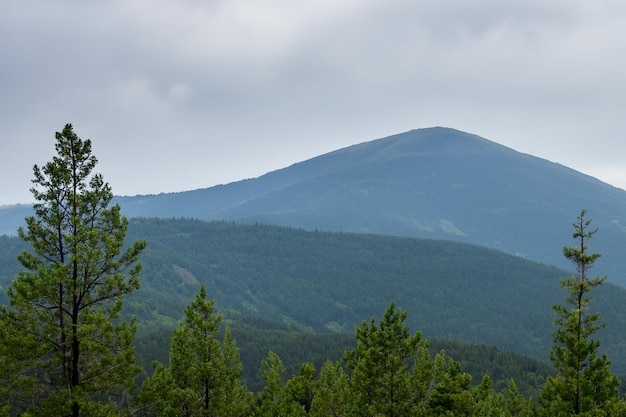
left=3, top=218, right=626, bottom=381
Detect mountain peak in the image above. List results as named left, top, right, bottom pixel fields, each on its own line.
left=314, top=128, right=507, bottom=172
left=363, top=127, right=508, bottom=157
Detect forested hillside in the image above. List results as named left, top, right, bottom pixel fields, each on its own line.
left=135, top=316, right=555, bottom=397
left=3, top=218, right=626, bottom=375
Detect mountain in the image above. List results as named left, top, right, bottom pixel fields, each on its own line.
left=0, top=204, right=32, bottom=236
left=3, top=127, right=626, bottom=283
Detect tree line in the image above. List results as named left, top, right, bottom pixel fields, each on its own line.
left=131, top=316, right=555, bottom=398
left=1, top=125, right=625, bottom=416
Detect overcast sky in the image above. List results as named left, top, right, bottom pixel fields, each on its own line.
left=2, top=0, right=625, bottom=205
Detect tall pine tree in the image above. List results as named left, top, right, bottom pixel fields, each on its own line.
left=135, top=285, right=253, bottom=416
left=343, top=302, right=475, bottom=417
left=539, top=210, right=622, bottom=416
left=343, top=302, right=422, bottom=417
left=0, top=124, right=145, bottom=416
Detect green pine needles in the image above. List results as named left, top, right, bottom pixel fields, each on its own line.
left=0, top=124, right=145, bottom=416
left=539, top=210, right=622, bottom=416
left=135, top=284, right=254, bottom=416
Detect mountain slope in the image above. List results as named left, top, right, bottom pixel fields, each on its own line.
left=118, top=127, right=626, bottom=283
left=4, top=219, right=626, bottom=373
left=3, top=127, right=626, bottom=283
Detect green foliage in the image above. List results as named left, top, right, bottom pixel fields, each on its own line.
left=0, top=124, right=145, bottom=416
left=134, top=319, right=554, bottom=400
left=473, top=376, right=507, bottom=417
left=539, top=210, right=624, bottom=416
left=135, top=285, right=254, bottom=416
left=248, top=304, right=544, bottom=417
left=6, top=218, right=626, bottom=375
left=120, top=218, right=626, bottom=374
left=503, top=379, right=538, bottom=417
left=419, top=350, right=475, bottom=417
left=344, top=303, right=424, bottom=416
left=283, top=362, right=316, bottom=414
left=427, top=339, right=553, bottom=398
left=309, top=361, right=351, bottom=417
left=0, top=216, right=594, bottom=414
left=342, top=303, right=482, bottom=417
left=173, top=303, right=540, bottom=417
left=256, top=351, right=303, bottom=416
